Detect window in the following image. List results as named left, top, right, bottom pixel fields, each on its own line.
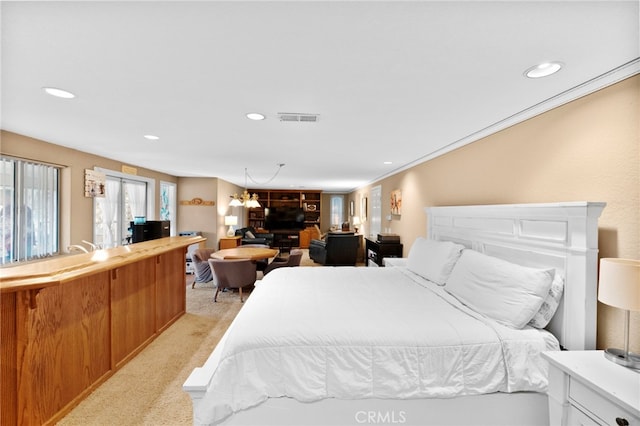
left=93, top=175, right=148, bottom=248
left=1, top=156, right=60, bottom=264
left=369, top=185, right=381, bottom=237
left=330, top=194, right=345, bottom=227
left=160, top=181, right=177, bottom=236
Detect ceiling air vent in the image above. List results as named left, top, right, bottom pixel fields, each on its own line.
left=277, top=113, right=319, bottom=123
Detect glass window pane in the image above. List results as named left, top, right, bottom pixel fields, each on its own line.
left=330, top=195, right=344, bottom=227
left=160, top=181, right=176, bottom=236
left=93, top=174, right=149, bottom=248
left=1, top=158, right=15, bottom=263
left=1, top=156, right=59, bottom=263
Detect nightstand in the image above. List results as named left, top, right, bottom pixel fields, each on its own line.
left=542, top=350, right=640, bottom=426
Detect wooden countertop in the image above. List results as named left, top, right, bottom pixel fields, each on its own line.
left=0, top=236, right=205, bottom=293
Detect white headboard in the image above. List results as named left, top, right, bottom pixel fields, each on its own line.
left=426, top=202, right=606, bottom=351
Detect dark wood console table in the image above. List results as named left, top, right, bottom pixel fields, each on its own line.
left=365, top=237, right=403, bottom=267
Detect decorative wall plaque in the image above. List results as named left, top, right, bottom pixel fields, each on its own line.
left=180, top=197, right=215, bottom=206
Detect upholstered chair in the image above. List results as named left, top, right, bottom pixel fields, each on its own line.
left=309, top=233, right=359, bottom=266
left=191, top=248, right=216, bottom=288
left=208, top=258, right=257, bottom=303
left=235, top=226, right=274, bottom=246
left=263, top=249, right=304, bottom=276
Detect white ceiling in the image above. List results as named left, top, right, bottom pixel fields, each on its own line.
left=2, top=1, right=639, bottom=192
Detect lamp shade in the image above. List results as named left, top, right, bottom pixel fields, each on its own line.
left=224, top=215, right=238, bottom=226
left=229, top=197, right=243, bottom=207
left=352, top=216, right=361, bottom=226
left=598, top=258, right=640, bottom=312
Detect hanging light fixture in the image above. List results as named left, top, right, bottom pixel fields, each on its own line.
left=229, top=165, right=285, bottom=208
left=229, top=168, right=262, bottom=208
left=229, top=189, right=261, bottom=208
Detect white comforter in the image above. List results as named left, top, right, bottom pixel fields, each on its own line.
left=195, top=266, right=559, bottom=425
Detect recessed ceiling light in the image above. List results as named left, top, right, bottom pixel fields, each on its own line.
left=383, top=161, right=393, bottom=165
left=43, top=87, right=76, bottom=99
left=246, top=113, right=265, bottom=121
left=524, top=62, right=563, bottom=78
left=143, top=134, right=160, bottom=140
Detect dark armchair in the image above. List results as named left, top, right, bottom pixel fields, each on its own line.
left=235, top=226, right=274, bottom=246
left=309, top=233, right=359, bottom=266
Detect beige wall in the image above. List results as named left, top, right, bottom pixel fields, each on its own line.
left=1, top=131, right=178, bottom=249
left=177, top=177, right=219, bottom=247
left=176, top=176, right=244, bottom=248
left=352, top=75, right=640, bottom=352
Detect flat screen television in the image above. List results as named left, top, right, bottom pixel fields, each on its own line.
left=264, top=206, right=305, bottom=230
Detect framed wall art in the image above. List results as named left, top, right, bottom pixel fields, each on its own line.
left=390, top=189, right=402, bottom=215
left=84, top=169, right=106, bottom=198
left=361, top=197, right=367, bottom=222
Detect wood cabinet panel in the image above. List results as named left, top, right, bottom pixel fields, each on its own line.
left=1, top=293, right=17, bottom=426
left=299, top=229, right=311, bottom=248
left=110, top=258, right=156, bottom=368
left=155, top=249, right=186, bottom=331
left=15, top=273, right=111, bottom=426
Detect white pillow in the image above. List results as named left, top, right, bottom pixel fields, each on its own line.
left=444, top=250, right=555, bottom=329
left=245, top=230, right=256, bottom=239
left=528, top=272, right=564, bottom=329
left=406, top=237, right=465, bottom=285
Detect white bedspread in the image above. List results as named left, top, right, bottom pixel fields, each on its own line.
left=194, top=266, right=559, bottom=425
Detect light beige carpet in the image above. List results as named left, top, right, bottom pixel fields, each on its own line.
left=57, top=249, right=322, bottom=425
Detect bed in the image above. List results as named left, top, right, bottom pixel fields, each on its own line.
left=184, top=202, right=605, bottom=426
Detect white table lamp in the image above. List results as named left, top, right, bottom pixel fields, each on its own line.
left=598, top=258, right=640, bottom=369
left=225, top=215, right=238, bottom=237
left=352, top=216, right=361, bottom=233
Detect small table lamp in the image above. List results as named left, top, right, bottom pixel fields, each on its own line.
left=598, top=258, right=640, bottom=369
left=224, top=215, right=238, bottom=237
left=352, top=216, right=361, bottom=233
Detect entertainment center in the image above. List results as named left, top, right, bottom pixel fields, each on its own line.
left=246, top=190, right=322, bottom=248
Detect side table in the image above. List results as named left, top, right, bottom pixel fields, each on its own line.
left=365, top=237, right=403, bottom=267
left=219, top=236, right=242, bottom=249
left=543, top=350, right=640, bottom=426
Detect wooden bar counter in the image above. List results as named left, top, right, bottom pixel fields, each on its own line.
left=0, top=236, right=205, bottom=426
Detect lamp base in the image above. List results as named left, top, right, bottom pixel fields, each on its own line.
left=604, top=348, right=640, bottom=369
left=227, top=226, right=235, bottom=237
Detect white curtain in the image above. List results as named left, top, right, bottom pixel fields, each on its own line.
left=125, top=180, right=146, bottom=218
left=22, top=162, right=58, bottom=258
left=95, top=178, right=120, bottom=248
left=93, top=173, right=150, bottom=248
left=1, top=157, right=59, bottom=263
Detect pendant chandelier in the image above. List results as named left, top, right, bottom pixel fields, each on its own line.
left=230, top=165, right=284, bottom=208
left=229, top=189, right=260, bottom=208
